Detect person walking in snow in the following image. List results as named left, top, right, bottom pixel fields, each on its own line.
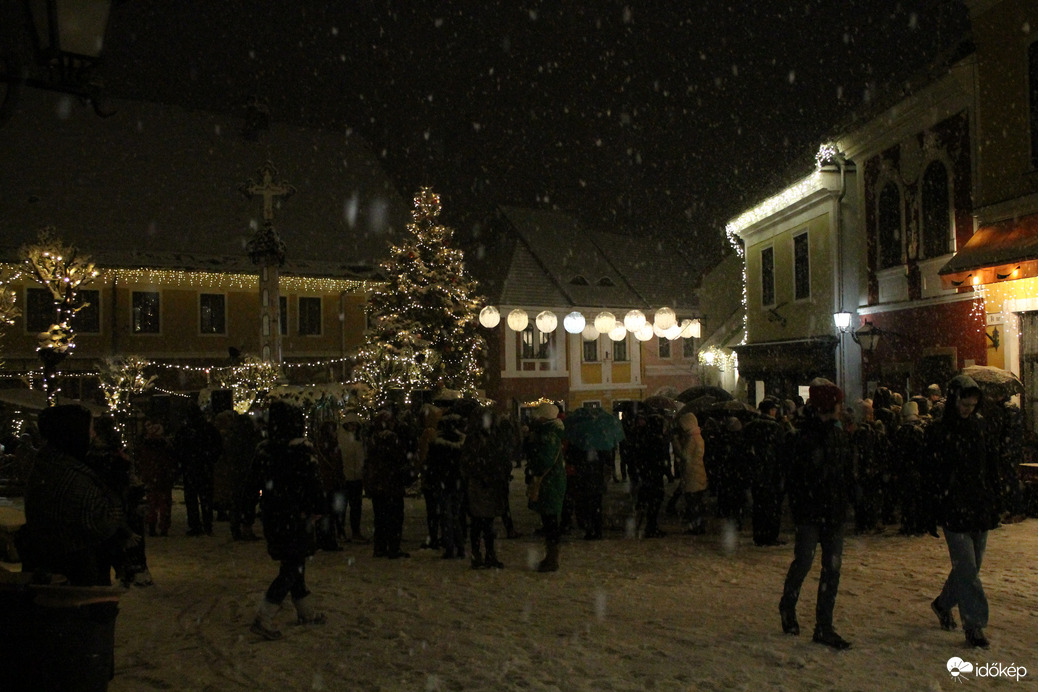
left=779, top=380, right=855, bottom=650
left=251, top=401, right=328, bottom=640
left=927, top=375, right=1000, bottom=649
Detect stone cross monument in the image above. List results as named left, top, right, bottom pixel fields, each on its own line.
left=241, top=160, right=295, bottom=364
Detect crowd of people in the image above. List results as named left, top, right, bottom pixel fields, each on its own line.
left=9, top=372, right=1028, bottom=652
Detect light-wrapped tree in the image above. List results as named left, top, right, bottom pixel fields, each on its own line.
left=20, top=228, right=99, bottom=404
left=355, top=188, right=486, bottom=409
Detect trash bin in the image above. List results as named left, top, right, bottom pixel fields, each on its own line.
left=0, top=576, right=121, bottom=692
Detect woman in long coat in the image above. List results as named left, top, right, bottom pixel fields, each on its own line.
left=674, top=411, right=708, bottom=534
left=525, top=402, right=565, bottom=572
left=461, top=408, right=512, bottom=568
left=251, top=401, right=327, bottom=640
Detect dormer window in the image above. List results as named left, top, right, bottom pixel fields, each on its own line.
left=597, top=277, right=615, bottom=287
left=570, top=275, right=589, bottom=285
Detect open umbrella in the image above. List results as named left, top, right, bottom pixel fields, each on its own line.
left=679, top=399, right=758, bottom=422
left=564, top=407, right=625, bottom=451
left=959, top=365, right=1024, bottom=399
left=641, top=395, right=678, bottom=413
left=675, top=385, right=734, bottom=403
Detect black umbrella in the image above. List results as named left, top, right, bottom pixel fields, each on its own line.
left=675, top=385, right=734, bottom=404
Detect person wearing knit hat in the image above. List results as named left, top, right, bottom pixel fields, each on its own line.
left=893, top=398, right=929, bottom=536
left=928, top=374, right=998, bottom=649
left=779, top=379, right=854, bottom=650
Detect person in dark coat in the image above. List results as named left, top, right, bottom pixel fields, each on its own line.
left=779, top=381, right=855, bottom=650
left=365, top=410, right=414, bottom=559
left=251, top=401, right=328, bottom=640
left=628, top=409, right=673, bottom=538
left=461, top=407, right=512, bottom=568
left=894, top=401, right=931, bottom=536
left=570, top=442, right=611, bottom=541
left=851, top=400, right=885, bottom=534
left=426, top=407, right=468, bottom=559
left=173, top=404, right=222, bottom=536
left=22, top=404, right=122, bottom=586
left=136, top=418, right=177, bottom=538
left=744, top=399, right=787, bottom=546
left=927, top=375, right=1000, bottom=649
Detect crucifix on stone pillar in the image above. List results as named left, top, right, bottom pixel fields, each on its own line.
left=242, top=161, right=295, bottom=364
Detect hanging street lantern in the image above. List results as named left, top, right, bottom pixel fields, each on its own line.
left=506, top=308, right=528, bottom=331
left=608, top=324, right=627, bottom=342
left=594, top=311, right=616, bottom=334
left=634, top=323, right=654, bottom=341
left=581, top=323, right=599, bottom=342
left=653, top=306, right=676, bottom=330
left=478, top=305, right=500, bottom=328
left=563, top=311, right=585, bottom=334
left=535, top=310, right=558, bottom=332
left=623, top=309, right=646, bottom=332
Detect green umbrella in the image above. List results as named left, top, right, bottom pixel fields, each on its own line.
left=564, top=406, right=625, bottom=451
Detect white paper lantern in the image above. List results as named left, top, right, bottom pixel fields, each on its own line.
left=664, top=324, right=682, bottom=340
left=535, top=310, right=558, bottom=333
left=594, top=311, right=616, bottom=334
left=478, top=305, right=500, bottom=328
left=653, top=322, right=667, bottom=337
left=634, top=324, right=654, bottom=341
left=608, top=324, right=628, bottom=342
left=690, top=318, right=702, bottom=339
left=563, top=311, right=586, bottom=334
left=654, top=306, right=676, bottom=330
left=678, top=319, right=694, bottom=338
left=623, top=309, right=646, bottom=332
left=506, top=308, right=529, bottom=331
left=581, top=324, right=599, bottom=341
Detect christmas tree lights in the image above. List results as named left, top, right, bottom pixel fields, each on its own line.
left=355, top=188, right=487, bottom=408
left=98, top=355, right=157, bottom=435
left=0, top=266, right=20, bottom=367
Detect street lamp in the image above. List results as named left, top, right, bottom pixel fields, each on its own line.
left=852, top=321, right=881, bottom=353
left=0, top=0, right=117, bottom=124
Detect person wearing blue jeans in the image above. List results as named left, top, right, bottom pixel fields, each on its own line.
left=928, top=375, right=999, bottom=649
left=778, top=381, right=854, bottom=650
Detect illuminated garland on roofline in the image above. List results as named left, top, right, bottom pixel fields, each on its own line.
left=0, top=263, right=377, bottom=294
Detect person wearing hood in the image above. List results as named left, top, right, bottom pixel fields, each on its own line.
left=927, top=375, right=999, bottom=649
left=22, top=404, right=122, bottom=586
left=526, top=402, right=566, bottom=572
left=673, top=411, right=708, bottom=535
left=779, top=381, right=855, bottom=650
left=744, top=399, right=787, bottom=546
left=251, top=401, right=328, bottom=640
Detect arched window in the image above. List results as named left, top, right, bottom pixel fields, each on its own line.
left=921, top=161, right=951, bottom=259
left=877, top=182, right=902, bottom=269
left=569, top=275, right=589, bottom=286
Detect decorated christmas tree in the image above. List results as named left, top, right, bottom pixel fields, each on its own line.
left=356, top=188, right=486, bottom=408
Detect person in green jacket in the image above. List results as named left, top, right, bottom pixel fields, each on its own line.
left=526, top=402, right=566, bottom=572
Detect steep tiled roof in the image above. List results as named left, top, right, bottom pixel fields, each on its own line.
left=0, top=90, right=411, bottom=276
left=590, top=232, right=700, bottom=313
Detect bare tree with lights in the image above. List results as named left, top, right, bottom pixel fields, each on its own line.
left=0, top=266, right=21, bottom=367
left=213, top=354, right=284, bottom=413
left=98, top=355, right=157, bottom=429
left=356, top=188, right=486, bottom=408
left=20, top=228, right=99, bottom=405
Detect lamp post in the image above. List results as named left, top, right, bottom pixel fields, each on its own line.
left=0, top=0, right=117, bottom=125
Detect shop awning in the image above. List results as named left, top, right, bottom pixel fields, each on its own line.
left=732, top=336, right=838, bottom=376
left=939, top=214, right=1038, bottom=288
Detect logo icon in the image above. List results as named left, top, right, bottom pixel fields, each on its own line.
left=948, top=657, right=974, bottom=682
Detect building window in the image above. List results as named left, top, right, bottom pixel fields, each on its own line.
left=878, top=182, right=902, bottom=269
left=521, top=326, right=551, bottom=359
left=658, top=338, right=671, bottom=359
left=298, top=297, right=322, bottom=336
left=793, top=232, right=810, bottom=300
left=760, top=246, right=775, bottom=307
left=73, top=289, right=100, bottom=333
left=1030, top=41, right=1038, bottom=169
left=200, top=293, right=226, bottom=334
left=583, top=338, right=598, bottom=362
left=132, top=291, right=160, bottom=334
left=25, top=287, right=56, bottom=332
left=613, top=337, right=628, bottom=362
left=683, top=337, right=696, bottom=359
left=279, top=296, right=288, bottom=335
left=921, top=161, right=951, bottom=259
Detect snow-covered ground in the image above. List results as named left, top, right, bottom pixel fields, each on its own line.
left=6, top=479, right=1037, bottom=691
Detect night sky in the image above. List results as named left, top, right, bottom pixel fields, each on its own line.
left=27, top=1, right=975, bottom=270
